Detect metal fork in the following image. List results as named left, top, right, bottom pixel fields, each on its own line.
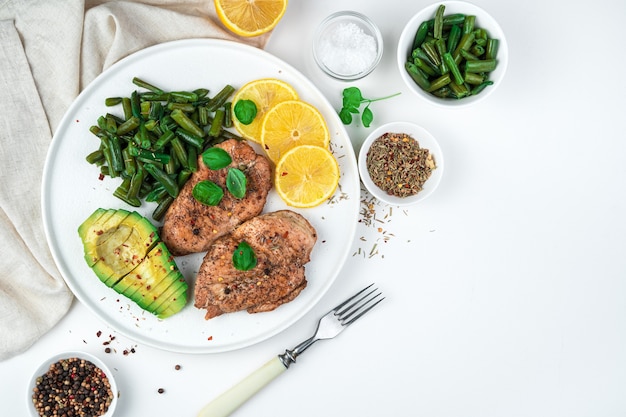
left=197, top=284, right=384, bottom=417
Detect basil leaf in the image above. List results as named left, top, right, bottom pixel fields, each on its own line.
left=202, top=147, right=232, bottom=170
left=338, top=108, right=353, bottom=125
left=232, top=241, right=257, bottom=271
left=233, top=99, right=257, bottom=125
left=226, top=168, right=247, bottom=199
left=361, top=106, right=373, bottom=128
left=192, top=180, right=224, bottom=206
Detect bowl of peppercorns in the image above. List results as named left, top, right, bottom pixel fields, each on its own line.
left=358, top=121, right=443, bottom=206
left=28, top=351, right=118, bottom=417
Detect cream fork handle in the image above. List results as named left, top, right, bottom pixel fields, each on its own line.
left=197, top=356, right=287, bottom=417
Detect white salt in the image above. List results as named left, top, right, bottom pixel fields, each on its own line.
left=318, top=22, right=377, bottom=76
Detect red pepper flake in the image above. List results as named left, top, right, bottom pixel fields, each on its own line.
left=207, top=336, right=213, bottom=341
left=281, top=171, right=288, bottom=176
left=98, top=173, right=105, bottom=181
left=96, top=330, right=102, bottom=337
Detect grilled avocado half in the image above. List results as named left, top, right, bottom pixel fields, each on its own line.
left=78, top=208, right=187, bottom=319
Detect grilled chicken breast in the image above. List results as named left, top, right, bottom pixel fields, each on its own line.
left=161, top=139, right=272, bottom=256
left=194, top=210, right=317, bottom=320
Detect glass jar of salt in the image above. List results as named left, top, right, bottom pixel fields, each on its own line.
left=313, top=11, right=383, bottom=80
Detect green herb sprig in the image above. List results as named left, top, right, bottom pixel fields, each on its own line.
left=338, top=87, right=401, bottom=127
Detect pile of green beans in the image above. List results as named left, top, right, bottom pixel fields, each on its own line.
left=405, top=4, right=500, bottom=99
left=86, top=77, right=240, bottom=220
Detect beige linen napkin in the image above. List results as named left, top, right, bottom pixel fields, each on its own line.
left=0, top=0, right=271, bottom=361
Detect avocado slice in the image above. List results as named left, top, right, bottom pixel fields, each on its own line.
left=152, top=282, right=188, bottom=319
left=78, top=208, right=188, bottom=319
left=113, top=242, right=179, bottom=308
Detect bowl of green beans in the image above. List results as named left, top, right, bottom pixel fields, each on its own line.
left=397, top=1, right=508, bottom=106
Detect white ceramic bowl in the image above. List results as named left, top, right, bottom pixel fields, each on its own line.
left=313, top=11, right=383, bottom=80
left=397, top=1, right=508, bottom=107
left=28, top=351, right=118, bottom=417
left=358, top=121, right=443, bottom=206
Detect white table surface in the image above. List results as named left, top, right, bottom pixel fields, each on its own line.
left=3, top=0, right=626, bottom=415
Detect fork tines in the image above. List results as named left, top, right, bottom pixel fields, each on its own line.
left=334, top=283, right=384, bottom=326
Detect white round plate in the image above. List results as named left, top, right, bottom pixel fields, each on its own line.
left=42, top=39, right=360, bottom=354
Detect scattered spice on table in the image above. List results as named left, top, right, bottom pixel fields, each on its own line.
left=366, top=132, right=436, bottom=197
left=31, top=357, right=113, bottom=417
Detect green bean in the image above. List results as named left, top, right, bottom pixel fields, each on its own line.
left=175, top=128, right=204, bottom=149
left=122, top=97, right=132, bottom=120
left=132, top=77, right=163, bottom=94
left=129, top=145, right=171, bottom=165
left=453, top=32, right=475, bottom=63
left=405, top=62, right=431, bottom=91
left=117, top=116, right=140, bottom=135
left=413, top=57, right=438, bottom=77
left=433, top=4, right=445, bottom=39
left=86, top=150, right=105, bottom=165
left=442, top=52, right=463, bottom=85
left=144, top=163, right=178, bottom=198
left=152, top=195, right=174, bottom=221
left=223, top=103, right=232, bottom=128
left=170, top=136, right=189, bottom=168
left=421, top=41, right=441, bottom=67
left=447, top=24, right=462, bottom=55
left=171, top=108, right=205, bottom=138
left=127, top=162, right=145, bottom=201
left=486, top=38, right=499, bottom=60
left=208, top=109, right=225, bottom=137
left=187, top=146, right=198, bottom=172
left=114, top=177, right=141, bottom=207
left=412, top=20, right=430, bottom=50
left=471, top=81, right=494, bottom=95
left=464, top=72, right=485, bottom=85
left=465, top=59, right=497, bottom=73
left=205, top=85, right=235, bottom=112
left=412, top=48, right=439, bottom=73
left=427, top=73, right=451, bottom=92
left=154, top=129, right=175, bottom=150
left=170, top=91, right=199, bottom=103
left=194, top=88, right=210, bottom=99
left=86, top=77, right=237, bottom=219
left=435, top=39, right=448, bottom=74
left=122, top=146, right=136, bottom=177
left=448, top=80, right=470, bottom=99
left=105, top=97, right=123, bottom=106
left=463, top=15, right=475, bottom=34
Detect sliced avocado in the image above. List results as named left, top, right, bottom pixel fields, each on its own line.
left=78, top=208, right=187, bottom=319
left=78, top=208, right=120, bottom=266
left=153, top=283, right=188, bottom=319
left=112, top=242, right=177, bottom=306
left=91, top=212, right=159, bottom=286
left=149, top=276, right=188, bottom=314
left=139, top=270, right=182, bottom=309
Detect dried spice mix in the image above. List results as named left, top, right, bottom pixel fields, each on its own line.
left=365, top=132, right=436, bottom=197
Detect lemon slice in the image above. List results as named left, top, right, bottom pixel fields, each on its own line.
left=214, top=0, right=288, bottom=37
left=261, top=100, right=330, bottom=163
left=274, top=145, right=339, bottom=208
left=231, top=78, right=298, bottom=143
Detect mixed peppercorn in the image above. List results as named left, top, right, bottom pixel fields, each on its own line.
left=31, top=357, right=113, bottom=417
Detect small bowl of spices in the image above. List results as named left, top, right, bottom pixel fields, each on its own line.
left=313, top=11, right=383, bottom=80
left=28, top=351, right=118, bottom=417
left=358, top=121, right=443, bottom=206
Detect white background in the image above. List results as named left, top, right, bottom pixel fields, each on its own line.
left=3, top=0, right=626, bottom=416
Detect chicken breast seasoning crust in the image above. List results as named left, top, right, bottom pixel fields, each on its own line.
left=194, top=210, right=317, bottom=320
left=161, top=139, right=272, bottom=256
